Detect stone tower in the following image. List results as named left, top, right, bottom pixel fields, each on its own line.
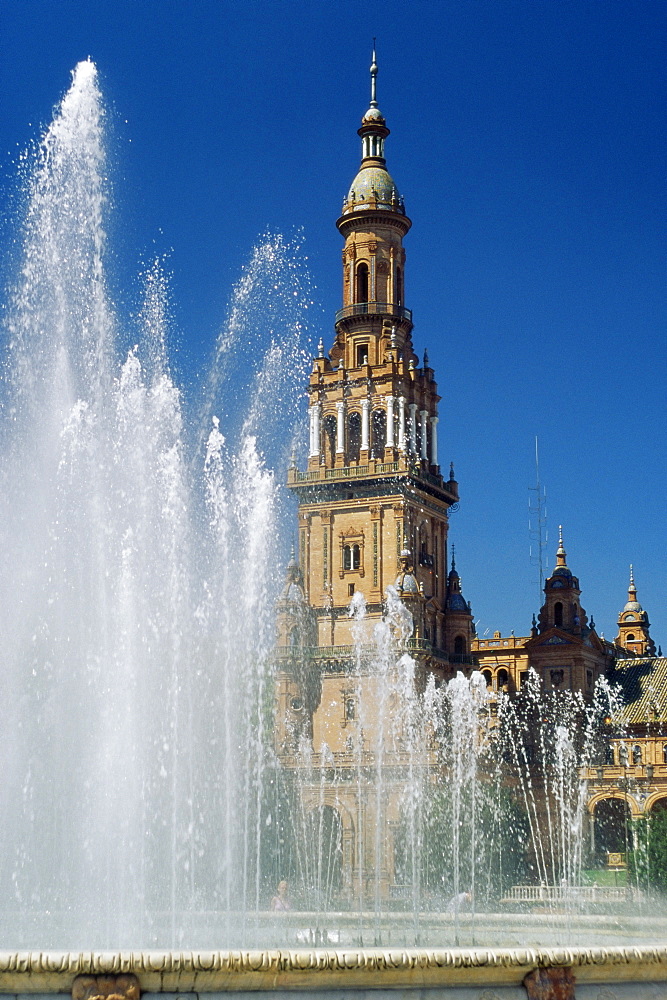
left=286, top=47, right=461, bottom=662
left=525, top=527, right=607, bottom=695
left=615, top=566, right=656, bottom=656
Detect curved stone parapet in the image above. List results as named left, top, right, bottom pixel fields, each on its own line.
left=0, top=947, right=666, bottom=993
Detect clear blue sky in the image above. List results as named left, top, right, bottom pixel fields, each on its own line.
left=1, top=0, right=665, bottom=645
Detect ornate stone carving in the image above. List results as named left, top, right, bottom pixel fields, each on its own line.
left=0, top=948, right=663, bottom=994
left=72, top=976, right=140, bottom=1000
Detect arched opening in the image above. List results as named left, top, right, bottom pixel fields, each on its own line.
left=554, top=602, right=563, bottom=628
left=663, top=744, right=667, bottom=765
left=356, top=262, right=369, bottom=303
left=633, top=745, right=643, bottom=765
left=593, top=798, right=631, bottom=865
left=497, top=668, right=509, bottom=691
left=626, top=633, right=636, bottom=642
left=454, top=635, right=466, bottom=656
left=604, top=743, right=615, bottom=765
left=395, top=265, right=403, bottom=305
left=343, top=544, right=361, bottom=572
left=376, top=260, right=389, bottom=302
left=322, top=414, right=336, bottom=466
left=370, top=408, right=386, bottom=459
left=302, top=805, right=343, bottom=907
left=482, top=669, right=492, bottom=688
left=347, top=411, right=361, bottom=463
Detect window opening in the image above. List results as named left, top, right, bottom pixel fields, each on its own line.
left=356, top=262, right=369, bottom=302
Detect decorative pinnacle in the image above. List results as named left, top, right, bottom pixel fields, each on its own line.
left=370, top=40, right=378, bottom=108
left=449, top=461, right=455, bottom=480
left=317, top=337, right=324, bottom=358
left=556, top=524, right=567, bottom=565
left=629, top=564, right=636, bottom=595
left=451, top=544, right=456, bottom=571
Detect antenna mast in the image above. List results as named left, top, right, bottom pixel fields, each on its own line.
left=529, top=436, right=547, bottom=598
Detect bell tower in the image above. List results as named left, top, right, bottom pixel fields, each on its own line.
left=615, top=566, right=656, bottom=656
left=286, top=48, right=461, bottom=665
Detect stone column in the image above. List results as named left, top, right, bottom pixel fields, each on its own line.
left=420, top=409, right=429, bottom=460
left=397, top=396, right=406, bottom=451
left=409, top=403, right=418, bottom=454
left=309, top=404, right=321, bottom=457
left=429, top=415, right=438, bottom=466
left=336, top=400, right=345, bottom=454
left=361, top=398, right=370, bottom=452
left=386, top=395, right=395, bottom=447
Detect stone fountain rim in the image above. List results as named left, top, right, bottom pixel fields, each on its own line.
left=0, top=948, right=666, bottom=992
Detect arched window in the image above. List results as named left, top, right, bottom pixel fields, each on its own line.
left=376, top=260, right=389, bottom=302
left=604, top=743, right=615, bottom=765
left=347, top=411, right=361, bottom=463
left=356, top=262, right=369, bottom=302
left=395, top=266, right=403, bottom=305
left=454, top=635, right=466, bottom=656
left=554, top=602, right=563, bottom=628
left=626, top=633, right=635, bottom=642
left=343, top=544, right=360, bottom=572
left=370, top=408, right=386, bottom=459
left=497, top=668, right=509, bottom=691
left=482, top=670, right=492, bottom=688
left=632, top=744, right=643, bottom=765
left=322, top=414, right=336, bottom=466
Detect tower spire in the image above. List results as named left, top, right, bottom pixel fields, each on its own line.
left=628, top=564, right=637, bottom=600
left=370, top=40, right=378, bottom=108
left=556, top=524, right=567, bottom=567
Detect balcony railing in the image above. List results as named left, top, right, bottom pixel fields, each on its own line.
left=289, top=459, right=455, bottom=497
left=335, top=302, right=412, bottom=325
left=502, top=884, right=637, bottom=903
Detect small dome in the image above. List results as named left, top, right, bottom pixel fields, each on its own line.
left=362, top=106, right=385, bottom=124
left=395, top=570, right=419, bottom=594
left=345, top=164, right=401, bottom=214
left=553, top=566, right=573, bottom=578
left=623, top=600, right=642, bottom=613
left=447, top=593, right=468, bottom=612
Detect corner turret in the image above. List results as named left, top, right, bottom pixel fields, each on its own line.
left=615, top=565, right=656, bottom=656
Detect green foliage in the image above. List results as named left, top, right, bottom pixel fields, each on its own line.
left=628, top=809, right=667, bottom=891
left=394, top=776, right=530, bottom=906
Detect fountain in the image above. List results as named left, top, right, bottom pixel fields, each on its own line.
left=1, top=60, right=666, bottom=998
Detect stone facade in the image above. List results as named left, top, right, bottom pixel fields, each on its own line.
left=275, top=55, right=663, bottom=896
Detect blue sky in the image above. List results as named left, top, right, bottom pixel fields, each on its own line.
left=0, top=0, right=665, bottom=645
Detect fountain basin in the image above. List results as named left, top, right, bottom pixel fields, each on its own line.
left=1, top=947, right=666, bottom=996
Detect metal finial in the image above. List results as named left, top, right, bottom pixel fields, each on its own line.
left=629, top=564, right=636, bottom=589
left=424, top=349, right=429, bottom=367
left=449, top=461, right=455, bottom=480
left=451, top=544, right=456, bottom=572
left=370, top=40, right=378, bottom=108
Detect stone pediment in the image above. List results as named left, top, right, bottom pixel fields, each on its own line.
left=540, top=635, right=572, bottom=645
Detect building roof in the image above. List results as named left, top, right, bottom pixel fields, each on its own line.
left=611, top=657, right=667, bottom=724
